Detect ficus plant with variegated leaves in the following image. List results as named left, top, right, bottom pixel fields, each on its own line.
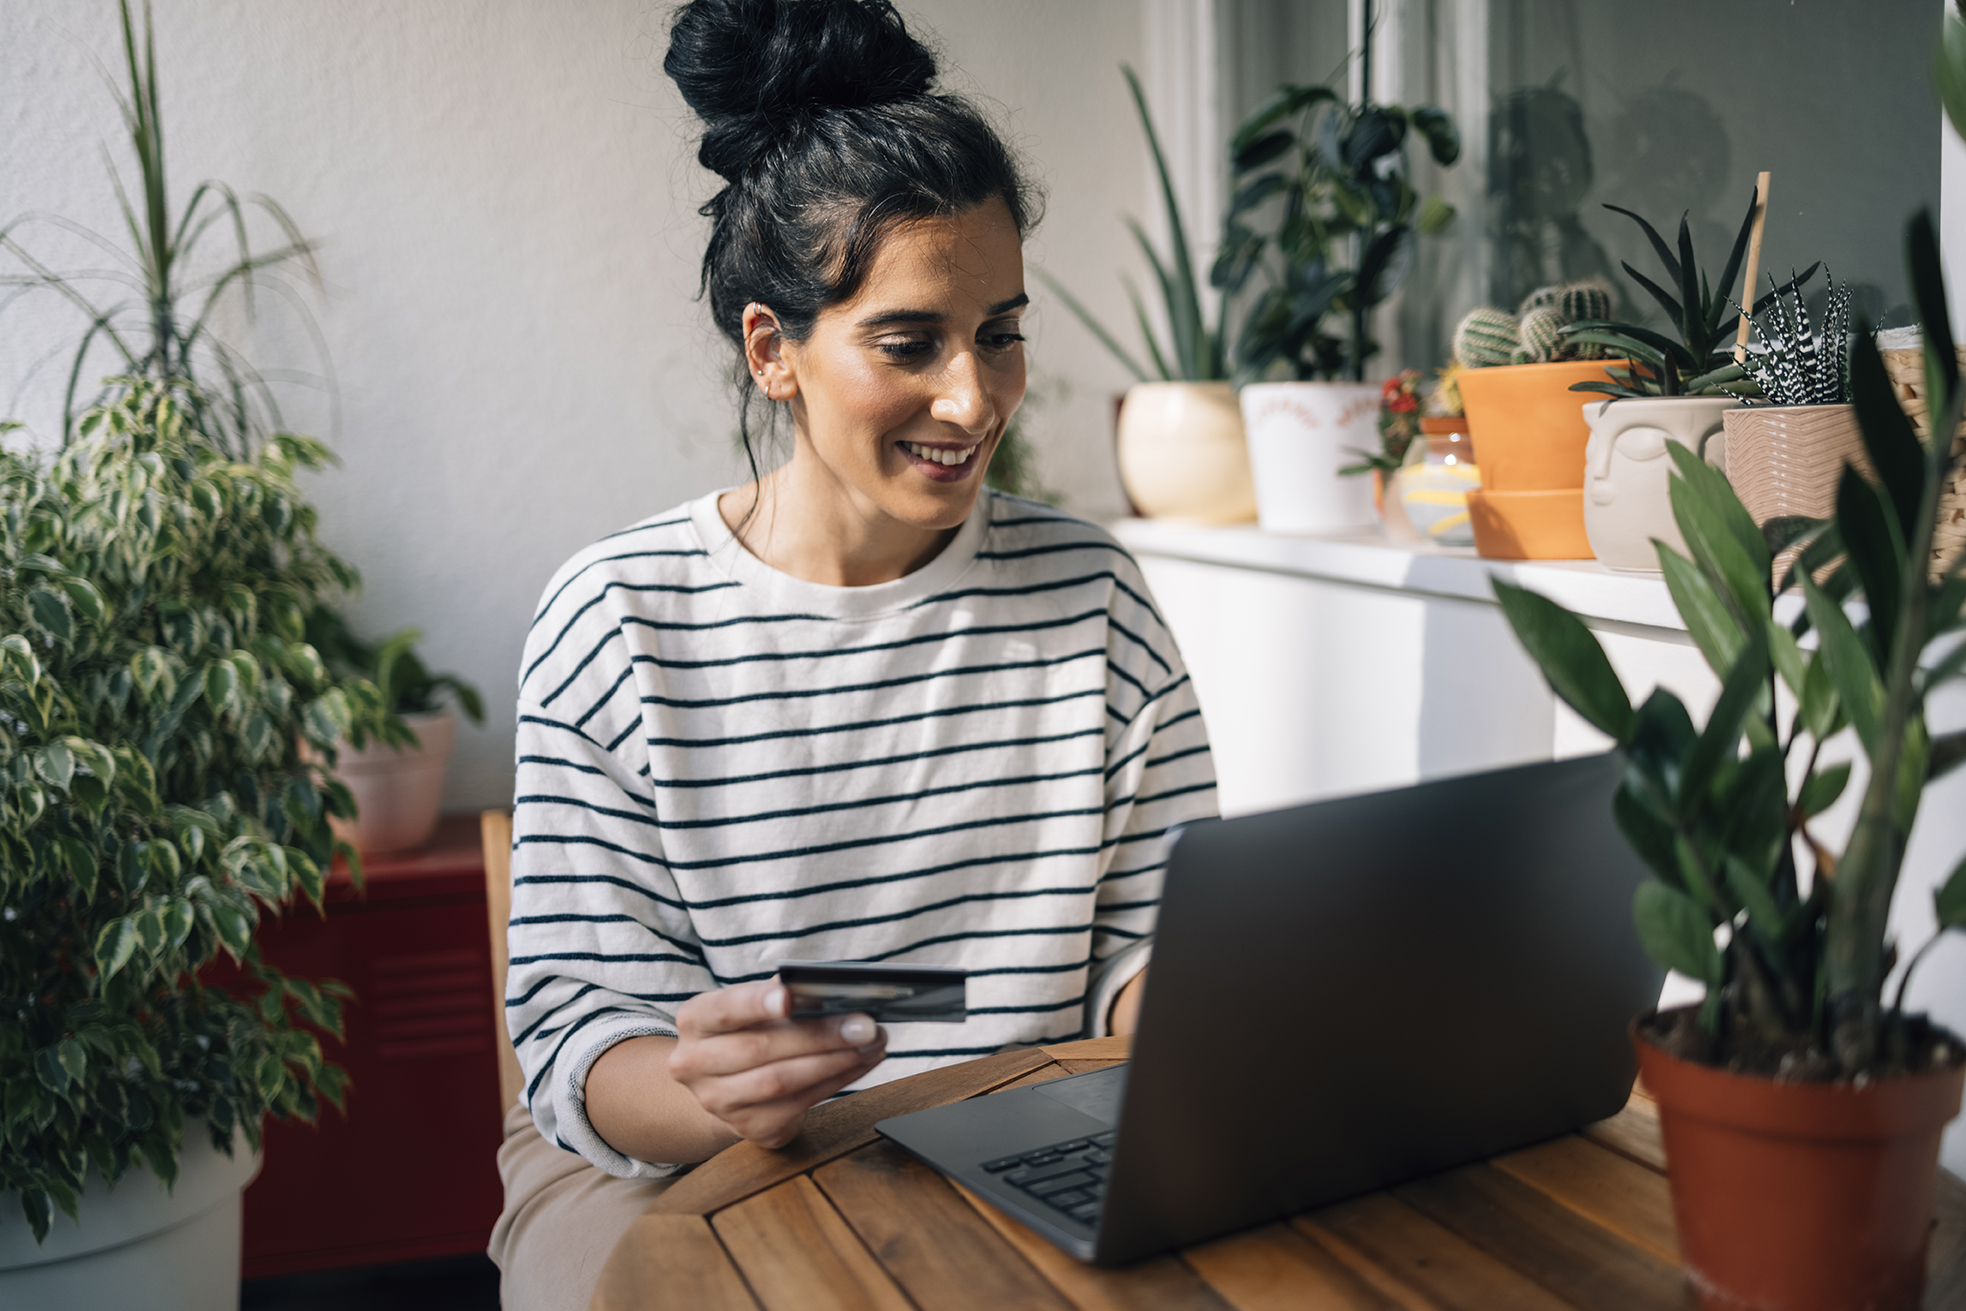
left=0, top=379, right=397, bottom=1241
left=1495, top=211, right=1966, bottom=1081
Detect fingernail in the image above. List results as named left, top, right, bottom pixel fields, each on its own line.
left=765, top=986, right=788, bottom=1019
left=839, top=1015, right=874, bottom=1044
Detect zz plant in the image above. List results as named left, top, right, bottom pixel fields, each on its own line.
left=1496, top=212, right=1966, bottom=1077
left=1, top=382, right=395, bottom=1240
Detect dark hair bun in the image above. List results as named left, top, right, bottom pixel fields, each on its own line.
left=666, top=0, right=938, bottom=180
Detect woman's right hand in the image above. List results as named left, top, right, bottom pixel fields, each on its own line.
left=666, top=978, right=887, bottom=1149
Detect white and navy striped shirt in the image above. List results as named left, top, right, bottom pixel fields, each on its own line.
left=506, top=489, right=1217, bottom=1177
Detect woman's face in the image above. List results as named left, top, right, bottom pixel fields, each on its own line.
left=763, top=198, right=1027, bottom=533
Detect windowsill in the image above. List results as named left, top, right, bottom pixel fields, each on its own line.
left=1109, top=518, right=1688, bottom=635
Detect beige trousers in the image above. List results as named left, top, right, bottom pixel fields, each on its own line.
left=487, top=1102, right=678, bottom=1311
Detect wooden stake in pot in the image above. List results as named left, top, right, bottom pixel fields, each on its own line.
left=1734, top=171, right=1772, bottom=364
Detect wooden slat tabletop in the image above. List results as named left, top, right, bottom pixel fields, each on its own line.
left=591, top=1036, right=1966, bottom=1310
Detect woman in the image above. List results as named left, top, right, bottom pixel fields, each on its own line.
left=489, top=1, right=1216, bottom=1305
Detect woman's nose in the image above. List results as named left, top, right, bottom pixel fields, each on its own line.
left=930, top=351, right=996, bottom=435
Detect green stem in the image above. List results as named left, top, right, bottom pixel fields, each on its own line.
left=1824, top=395, right=1954, bottom=1069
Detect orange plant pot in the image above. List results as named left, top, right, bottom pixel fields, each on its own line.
left=1633, top=1018, right=1965, bottom=1311
left=1456, top=361, right=1617, bottom=558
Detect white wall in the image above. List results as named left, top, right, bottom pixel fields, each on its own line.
left=1, top=0, right=1148, bottom=810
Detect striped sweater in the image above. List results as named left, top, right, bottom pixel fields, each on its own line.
left=506, top=489, right=1217, bottom=1177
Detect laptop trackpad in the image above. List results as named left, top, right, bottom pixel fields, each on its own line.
left=1032, top=1065, right=1127, bottom=1127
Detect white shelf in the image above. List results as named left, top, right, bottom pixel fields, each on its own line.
left=1109, top=518, right=1688, bottom=634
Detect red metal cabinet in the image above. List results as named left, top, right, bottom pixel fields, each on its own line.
left=238, top=815, right=506, bottom=1277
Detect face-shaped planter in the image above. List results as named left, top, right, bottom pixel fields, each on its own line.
left=1582, top=396, right=1742, bottom=571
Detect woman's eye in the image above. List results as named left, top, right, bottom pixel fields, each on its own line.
left=875, top=339, right=934, bottom=360
left=983, top=331, right=1026, bottom=351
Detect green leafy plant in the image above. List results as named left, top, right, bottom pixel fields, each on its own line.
left=1213, top=56, right=1459, bottom=381
left=1, top=381, right=397, bottom=1240
left=0, top=0, right=327, bottom=454
left=1, top=1, right=393, bottom=1242
left=1039, top=67, right=1226, bottom=383
left=1562, top=195, right=1817, bottom=399
left=305, top=609, right=485, bottom=742
left=1495, top=211, right=1966, bottom=1077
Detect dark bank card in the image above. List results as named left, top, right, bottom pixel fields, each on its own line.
left=777, top=960, right=967, bottom=1024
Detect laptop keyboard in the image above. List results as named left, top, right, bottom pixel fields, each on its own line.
left=979, top=1130, right=1116, bottom=1226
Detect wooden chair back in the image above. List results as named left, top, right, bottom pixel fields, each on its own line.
left=480, top=809, right=525, bottom=1111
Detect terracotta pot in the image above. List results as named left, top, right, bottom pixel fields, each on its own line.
left=1633, top=1017, right=1965, bottom=1311
left=1455, top=360, right=1618, bottom=491
left=1239, top=381, right=1380, bottom=533
left=1114, top=382, right=1258, bottom=523
left=314, top=709, right=457, bottom=855
left=1457, top=361, right=1617, bottom=560
left=1583, top=395, right=1741, bottom=572
left=1464, top=488, right=1592, bottom=559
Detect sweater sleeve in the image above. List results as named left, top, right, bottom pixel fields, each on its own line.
left=1088, top=637, right=1218, bottom=1036
left=505, top=699, right=711, bottom=1178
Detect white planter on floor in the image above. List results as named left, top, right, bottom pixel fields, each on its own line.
left=0, top=1122, right=258, bottom=1311
left=1240, top=381, right=1380, bottom=533
left=1581, top=395, right=1741, bottom=571
left=323, top=708, right=457, bottom=854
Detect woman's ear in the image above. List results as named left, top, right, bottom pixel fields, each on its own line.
left=742, top=304, right=796, bottom=402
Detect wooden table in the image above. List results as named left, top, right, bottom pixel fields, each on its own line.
left=592, top=1036, right=1966, bottom=1310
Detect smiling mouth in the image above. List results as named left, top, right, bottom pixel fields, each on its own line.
left=900, top=440, right=980, bottom=467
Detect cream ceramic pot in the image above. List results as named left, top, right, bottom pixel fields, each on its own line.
left=1239, top=381, right=1380, bottom=533
left=1582, top=396, right=1741, bottom=571
left=1114, top=382, right=1258, bottom=523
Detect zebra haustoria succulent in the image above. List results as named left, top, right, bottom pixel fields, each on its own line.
left=1740, top=271, right=1854, bottom=406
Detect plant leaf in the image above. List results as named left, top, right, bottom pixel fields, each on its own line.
left=1657, top=543, right=1745, bottom=673
left=1633, top=881, right=1722, bottom=983
left=1802, top=574, right=1884, bottom=752
left=1799, top=762, right=1852, bottom=817
left=1937, top=853, right=1966, bottom=930
left=1849, top=328, right=1927, bottom=539
left=1492, top=581, right=1634, bottom=741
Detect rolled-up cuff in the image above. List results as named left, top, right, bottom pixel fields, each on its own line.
left=545, top=1014, right=683, bottom=1180
left=1084, top=939, right=1152, bottom=1039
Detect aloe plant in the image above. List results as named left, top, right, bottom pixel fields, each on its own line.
left=1039, top=66, right=1227, bottom=383
left=1, top=0, right=326, bottom=454
left=1496, top=211, right=1966, bottom=1076
left=1561, top=195, right=1817, bottom=399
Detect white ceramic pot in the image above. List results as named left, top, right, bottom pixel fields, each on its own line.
left=1113, top=382, right=1258, bottom=523
left=1582, top=395, right=1741, bottom=571
left=0, top=1121, right=258, bottom=1310
left=1239, top=382, right=1380, bottom=533
left=323, top=708, right=456, bottom=855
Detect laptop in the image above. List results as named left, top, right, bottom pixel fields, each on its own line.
left=875, top=751, right=1663, bottom=1265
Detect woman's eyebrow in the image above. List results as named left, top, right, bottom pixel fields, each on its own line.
left=855, top=292, right=1029, bottom=329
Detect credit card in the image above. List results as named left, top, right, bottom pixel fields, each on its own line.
left=777, top=960, right=967, bottom=1024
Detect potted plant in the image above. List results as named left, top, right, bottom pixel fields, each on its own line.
left=1390, top=366, right=1482, bottom=549
left=1039, top=68, right=1253, bottom=525
left=1561, top=199, right=1817, bottom=570
left=1722, top=273, right=1870, bottom=570
left=1212, top=3, right=1460, bottom=534
left=304, top=609, right=485, bottom=855
left=1448, top=280, right=1618, bottom=559
left=1341, top=369, right=1424, bottom=540
left=0, top=5, right=390, bottom=1303
left=1493, top=210, right=1966, bottom=1311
